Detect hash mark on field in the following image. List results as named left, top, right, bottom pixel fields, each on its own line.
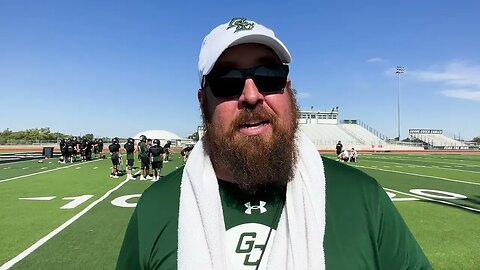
left=19, top=196, right=56, bottom=201
left=75, top=167, right=81, bottom=169
left=3, top=167, right=11, bottom=170
left=93, top=167, right=98, bottom=169
left=40, top=167, right=47, bottom=170
left=22, top=167, right=29, bottom=170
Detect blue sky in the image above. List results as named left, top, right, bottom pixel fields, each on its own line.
left=1, top=0, right=479, bottom=140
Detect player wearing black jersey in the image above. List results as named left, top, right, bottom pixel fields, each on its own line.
left=109, top=137, right=121, bottom=178
left=124, top=138, right=136, bottom=180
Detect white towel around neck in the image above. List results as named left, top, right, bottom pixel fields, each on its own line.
left=178, top=132, right=326, bottom=270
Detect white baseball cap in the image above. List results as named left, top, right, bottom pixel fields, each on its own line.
left=198, top=18, right=291, bottom=86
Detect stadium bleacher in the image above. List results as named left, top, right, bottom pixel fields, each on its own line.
left=298, top=110, right=426, bottom=151
left=411, top=133, right=467, bottom=147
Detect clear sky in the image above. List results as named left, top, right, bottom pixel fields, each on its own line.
left=1, top=0, right=479, bottom=140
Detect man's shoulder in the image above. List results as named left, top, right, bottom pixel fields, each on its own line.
left=137, top=167, right=184, bottom=215
left=321, top=156, right=379, bottom=193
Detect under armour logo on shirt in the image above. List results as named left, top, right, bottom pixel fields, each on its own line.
left=244, top=201, right=267, bottom=215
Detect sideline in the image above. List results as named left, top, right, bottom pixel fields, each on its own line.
left=0, top=177, right=130, bottom=270
left=0, top=159, right=34, bottom=166
left=384, top=187, right=480, bottom=213
left=352, top=164, right=480, bottom=186
left=0, top=159, right=103, bottom=183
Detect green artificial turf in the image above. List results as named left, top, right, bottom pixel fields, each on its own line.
left=1, top=152, right=479, bottom=269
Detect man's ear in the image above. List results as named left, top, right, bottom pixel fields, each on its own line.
left=285, top=79, right=294, bottom=95
left=198, top=89, right=207, bottom=118
left=198, top=89, right=203, bottom=105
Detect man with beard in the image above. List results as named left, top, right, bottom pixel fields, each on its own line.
left=117, top=18, right=431, bottom=270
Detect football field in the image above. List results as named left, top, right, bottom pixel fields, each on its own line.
left=0, top=152, right=479, bottom=269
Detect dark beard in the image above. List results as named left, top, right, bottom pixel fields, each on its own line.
left=202, top=91, right=299, bottom=195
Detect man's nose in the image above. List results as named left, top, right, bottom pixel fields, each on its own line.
left=238, top=78, right=264, bottom=107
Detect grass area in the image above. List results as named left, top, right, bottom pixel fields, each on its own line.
left=1, top=152, right=479, bottom=269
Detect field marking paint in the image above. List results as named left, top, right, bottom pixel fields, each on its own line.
left=0, top=159, right=102, bottom=184
left=22, top=167, right=29, bottom=170
left=353, top=165, right=480, bottom=186
left=0, top=159, right=33, bottom=166
left=19, top=196, right=56, bottom=201
left=355, top=158, right=480, bottom=174
left=0, top=178, right=130, bottom=270
left=361, top=155, right=480, bottom=167
left=385, top=191, right=419, bottom=201
left=61, top=195, right=94, bottom=209
left=384, top=187, right=480, bottom=213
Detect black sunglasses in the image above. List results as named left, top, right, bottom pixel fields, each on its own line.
left=203, top=64, right=289, bottom=99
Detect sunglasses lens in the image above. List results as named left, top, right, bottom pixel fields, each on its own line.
left=208, top=78, right=245, bottom=98
left=254, top=75, right=287, bottom=93
left=253, top=65, right=287, bottom=94
left=206, top=65, right=288, bottom=98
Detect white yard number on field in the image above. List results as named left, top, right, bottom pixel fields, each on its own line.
left=111, top=194, right=141, bottom=208
left=61, top=195, right=94, bottom=209
left=18, top=189, right=470, bottom=210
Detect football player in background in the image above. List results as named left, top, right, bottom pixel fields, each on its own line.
left=97, top=138, right=104, bottom=159
left=109, top=137, right=121, bottom=178
left=163, top=140, right=171, bottom=162
left=59, top=138, right=66, bottom=164
left=124, top=137, right=136, bottom=180
left=137, top=135, right=150, bottom=180
left=149, top=139, right=165, bottom=181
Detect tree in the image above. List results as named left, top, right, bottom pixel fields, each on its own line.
left=83, top=134, right=94, bottom=140
left=0, top=127, right=71, bottom=144
left=472, top=136, right=480, bottom=144
left=187, top=131, right=199, bottom=142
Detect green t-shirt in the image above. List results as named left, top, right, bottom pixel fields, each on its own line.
left=138, top=142, right=148, bottom=158
left=116, top=157, right=432, bottom=270
left=219, top=181, right=284, bottom=268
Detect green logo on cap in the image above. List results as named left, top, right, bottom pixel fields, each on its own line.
left=227, top=18, right=255, bottom=33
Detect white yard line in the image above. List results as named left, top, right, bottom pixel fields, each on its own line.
left=364, top=159, right=480, bottom=174
left=0, top=159, right=102, bottom=184
left=362, top=156, right=480, bottom=167
left=384, top=187, right=480, bottom=213
left=0, top=178, right=130, bottom=270
left=353, top=165, right=480, bottom=186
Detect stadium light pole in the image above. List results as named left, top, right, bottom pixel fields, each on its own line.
left=396, top=66, right=405, bottom=141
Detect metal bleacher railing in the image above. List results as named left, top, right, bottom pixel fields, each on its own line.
left=340, top=120, right=389, bottom=142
